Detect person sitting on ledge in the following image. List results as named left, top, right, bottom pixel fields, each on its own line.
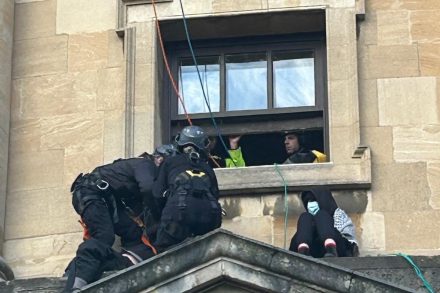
left=289, top=188, right=359, bottom=258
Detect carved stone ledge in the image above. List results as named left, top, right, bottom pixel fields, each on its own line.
left=118, top=0, right=173, bottom=30
left=215, top=148, right=371, bottom=196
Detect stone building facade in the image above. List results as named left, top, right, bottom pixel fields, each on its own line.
left=0, top=0, right=439, bottom=279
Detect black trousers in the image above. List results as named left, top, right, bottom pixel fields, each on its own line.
left=153, top=195, right=222, bottom=251
left=66, top=196, right=150, bottom=287
left=289, top=211, right=351, bottom=258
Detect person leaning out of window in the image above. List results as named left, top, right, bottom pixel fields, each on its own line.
left=225, top=135, right=246, bottom=167
left=283, top=131, right=326, bottom=164
left=221, top=131, right=326, bottom=167
left=208, top=135, right=246, bottom=168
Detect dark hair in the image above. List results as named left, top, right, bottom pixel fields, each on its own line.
left=284, top=132, right=304, bottom=146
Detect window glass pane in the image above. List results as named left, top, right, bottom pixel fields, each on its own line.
left=273, top=51, right=315, bottom=108
left=226, top=53, right=267, bottom=111
left=178, top=57, right=220, bottom=114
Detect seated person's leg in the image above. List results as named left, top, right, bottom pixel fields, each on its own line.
left=289, top=212, right=315, bottom=255
left=313, top=210, right=349, bottom=257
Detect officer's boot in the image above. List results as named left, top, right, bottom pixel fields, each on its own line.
left=71, top=277, right=87, bottom=292
left=63, top=260, right=88, bottom=292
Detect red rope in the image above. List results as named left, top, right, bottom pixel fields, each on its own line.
left=151, top=0, right=192, bottom=126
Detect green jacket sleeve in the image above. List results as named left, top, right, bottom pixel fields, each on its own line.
left=225, top=147, right=246, bottom=167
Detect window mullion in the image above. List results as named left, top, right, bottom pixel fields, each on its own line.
left=220, top=53, right=226, bottom=113
left=267, top=50, right=273, bottom=109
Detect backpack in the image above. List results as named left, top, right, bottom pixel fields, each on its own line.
left=172, top=168, right=219, bottom=213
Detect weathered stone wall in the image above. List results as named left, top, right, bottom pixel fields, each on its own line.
left=3, top=0, right=440, bottom=279
left=0, top=0, right=14, bottom=251
left=5, top=0, right=125, bottom=277
left=358, top=0, right=440, bottom=255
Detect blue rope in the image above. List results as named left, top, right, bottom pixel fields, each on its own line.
left=395, top=253, right=435, bottom=293
left=178, top=0, right=236, bottom=166
left=274, top=164, right=289, bottom=249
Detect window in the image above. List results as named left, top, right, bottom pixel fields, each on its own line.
left=178, top=50, right=318, bottom=115
left=166, top=34, right=327, bottom=165
left=178, top=56, right=221, bottom=114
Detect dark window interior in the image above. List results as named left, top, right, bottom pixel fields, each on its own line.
left=210, top=130, right=324, bottom=166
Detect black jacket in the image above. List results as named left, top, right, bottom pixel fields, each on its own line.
left=284, top=147, right=317, bottom=164
left=153, top=153, right=219, bottom=206
left=93, top=157, right=157, bottom=209
left=300, top=188, right=338, bottom=216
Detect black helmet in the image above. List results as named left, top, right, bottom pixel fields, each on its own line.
left=175, top=126, right=210, bottom=152
left=153, top=144, right=178, bottom=158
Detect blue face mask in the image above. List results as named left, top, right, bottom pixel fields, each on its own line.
left=307, top=201, right=320, bottom=215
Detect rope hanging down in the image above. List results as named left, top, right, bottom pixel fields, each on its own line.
left=395, top=253, right=435, bottom=293
left=151, top=0, right=192, bottom=126
left=177, top=0, right=237, bottom=166
left=150, top=0, right=221, bottom=168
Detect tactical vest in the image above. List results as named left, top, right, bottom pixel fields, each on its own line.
left=172, top=168, right=219, bottom=213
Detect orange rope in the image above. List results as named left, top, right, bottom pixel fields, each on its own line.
left=151, top=0, right=192, bottom=126
left=151, top=1, right=225, bottom=170
left=141, top=234, right=158, bottom=255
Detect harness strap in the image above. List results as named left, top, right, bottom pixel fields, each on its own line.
left=177, top=189, right=188, bottom=210
left=205, top=192, right=219, bottom=212
left=123, top=207, right=158, bottom=256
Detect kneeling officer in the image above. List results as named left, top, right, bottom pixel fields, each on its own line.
left=64, top=154, right=159, bottom=292
left=153, top=126, right=222, bottom=251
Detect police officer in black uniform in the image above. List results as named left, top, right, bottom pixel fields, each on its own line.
left=139, top=144, right=178, bottom=167
left=64, top=152, right=161, bottom=292
left=152, top=126, right=222, bottom=252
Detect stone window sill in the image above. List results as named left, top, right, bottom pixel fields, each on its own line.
left=215, top=147, right=371, bottom=196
